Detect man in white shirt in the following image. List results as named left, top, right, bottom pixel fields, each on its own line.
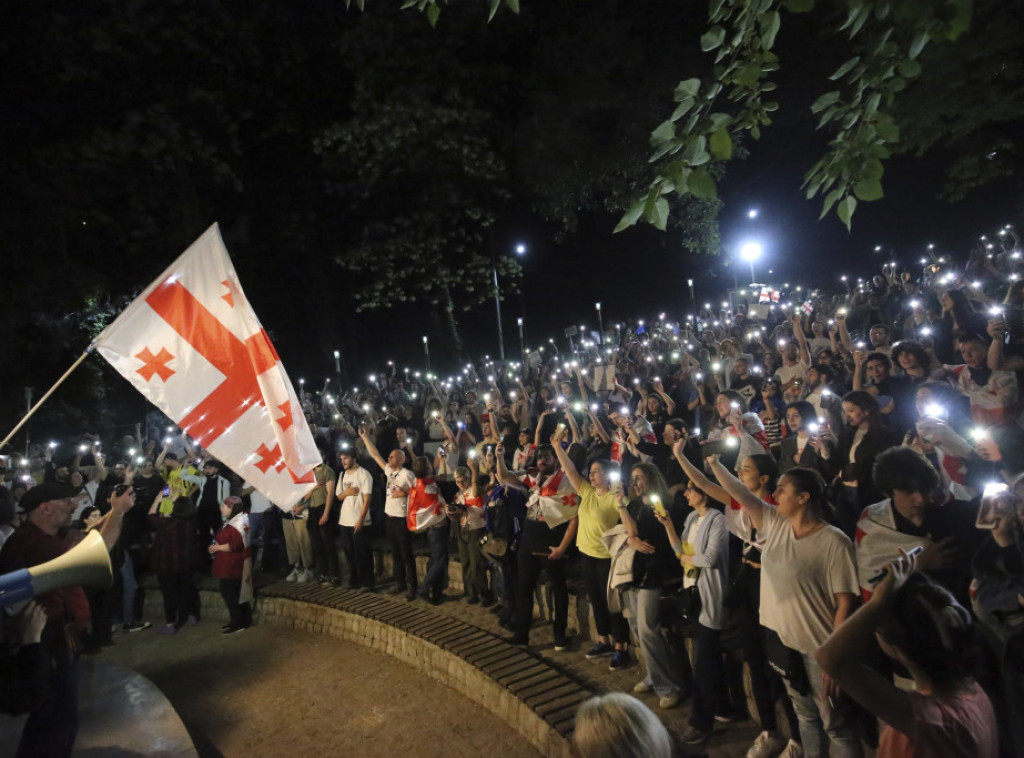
left=359, top=429, right=417, bottom=599
left=335, top=450, right=375, bottom=590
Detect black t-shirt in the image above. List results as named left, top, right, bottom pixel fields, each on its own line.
left=626, top=496, right=687, bottom=589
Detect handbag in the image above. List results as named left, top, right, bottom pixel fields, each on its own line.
left=762, top=627, right=810, bottom=695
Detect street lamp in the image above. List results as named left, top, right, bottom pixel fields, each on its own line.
left=747, top=208, right=758, bottom=219
left=422, top=335, right=430, bottom=372
left=333, top=349, right=341, bottom=374
left=594, top=302, right=604, bottom=345
left=740, top=241, right=763, bottom=283
left=516, top=317, right=525, bottom=359
left=492, top=242, right=527, bottom=362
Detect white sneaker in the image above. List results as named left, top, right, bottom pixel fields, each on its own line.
left=632, top=680, right=653, bottom=694
left=777, top=739, right=803, bottom=758
left=747, top=731, right=788, bottom=758
left=297, top=568, right=313, bottom=583
left=285, top=567, right=300, bottom=582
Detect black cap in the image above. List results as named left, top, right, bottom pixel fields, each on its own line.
left=19, top=482, right=76, bottom=512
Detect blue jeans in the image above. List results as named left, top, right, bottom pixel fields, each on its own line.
left=784, top=652, right=863, bottom=758
left=120, top=549, right=138, bottom=624
left=419, top=524, right=449, bottom=599
left=622, top=587, right=686, bottom=698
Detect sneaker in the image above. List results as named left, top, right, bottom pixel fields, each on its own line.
left=221, top=625, right=247, bottom=636
left=681, top=725, right=711, bottom=746
left=747, top=731, right=788, bottom=758
left=157, top=623, right=177, bottom=635
left=632, top=680, right=653, bottom=694
left=608, top=649, right=630, bottom=671
left=553, top=632, right=570, bottom=652
left=777, top=740, right=804, bottom=758
left=186, top=615, right=199, bottom=626
left=388, top=586, right=405, bottom=596
left=405, top=590, right=417, bottom=602
left=658, top=694, right=682, bottom=709
left=123, top=622, right=152, bottom=633
left=585, top=642, right=614, bottom=660
left=285, top=566, right=300, bottom=582
left=296, top=569, right=312, bottom=583
left=221, top=624, right=233, bottom=632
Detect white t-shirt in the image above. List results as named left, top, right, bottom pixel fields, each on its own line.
left=744, top=503, right=858, bottom=654
left=383, top=465, right=415, bottom=519
left=335, top=466, right=374, bottom=527
left=774, top=361, right=808, bottom=387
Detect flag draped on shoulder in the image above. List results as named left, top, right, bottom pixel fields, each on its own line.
left=92, top=223, right=320, bottom=509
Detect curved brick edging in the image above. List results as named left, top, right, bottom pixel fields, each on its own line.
left=224, top=582, right=595, bottom=757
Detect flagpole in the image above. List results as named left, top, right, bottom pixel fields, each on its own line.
left=0, top=350, right=93, bottom=451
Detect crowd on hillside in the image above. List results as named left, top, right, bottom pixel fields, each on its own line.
left=3, top=229, right=1024, bottom=758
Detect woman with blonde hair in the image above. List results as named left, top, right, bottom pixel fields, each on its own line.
left=571, top=692, right=673, bottom=758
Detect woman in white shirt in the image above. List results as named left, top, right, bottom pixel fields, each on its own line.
left=709, top=458, right=862, bottom=758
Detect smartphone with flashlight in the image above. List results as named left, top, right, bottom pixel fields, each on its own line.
left=976, top=482, right=1011, bottom=530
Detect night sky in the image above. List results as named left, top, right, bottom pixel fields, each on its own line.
left=1, top=0, right=1021, bottom=433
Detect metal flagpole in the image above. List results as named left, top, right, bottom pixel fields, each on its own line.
left=0, top=350, right=93, bottom=451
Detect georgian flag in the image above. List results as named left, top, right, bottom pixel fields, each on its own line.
left=92, top=223, right=320, bottom=509
left=407, top=478, right=446, bottom=532
left=523, top=468, right=579, bottom=528
left=854, top=499, right=930, bottom=601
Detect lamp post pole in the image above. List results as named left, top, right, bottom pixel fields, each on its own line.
left=422, top=335, right=430, bottom=373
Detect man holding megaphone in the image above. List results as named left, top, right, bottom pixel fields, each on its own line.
left=0, top=480, right=135, bottom=757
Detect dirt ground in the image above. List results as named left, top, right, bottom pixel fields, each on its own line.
left=101, top=620, right=542, bottom=758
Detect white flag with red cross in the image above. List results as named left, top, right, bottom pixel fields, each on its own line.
left=92, top=223, right=320, bottom=508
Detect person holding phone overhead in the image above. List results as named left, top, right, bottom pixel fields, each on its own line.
left=550, top=423, right=630, bottom=669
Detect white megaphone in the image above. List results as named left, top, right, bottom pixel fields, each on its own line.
left=0, top=530, right=112, bottom=609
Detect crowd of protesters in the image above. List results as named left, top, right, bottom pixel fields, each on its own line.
left=3, top=229, right=1024, bottom=757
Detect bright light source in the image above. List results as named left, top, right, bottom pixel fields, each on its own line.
left=515, top=243, right=527, bottom=255
left=740, top=241, right=763, bottom=262
left=747, top=208, right=758, bottom=219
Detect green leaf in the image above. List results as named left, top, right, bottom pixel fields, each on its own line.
left=687, top=170, right=718, bottom=199
left=785, top=0, right=814, bottom=11
left=837, top=195, right=857, bottom=230
left=897, top=59, right=922, bottom=78
left=810, top=90, right=840, bottom=113
left=909, top=31, right=930, bottom=59
left=487, top=0, right=501, bottom=22
left=671, top=98, right=695, bottom=122
left=708, top=112, right=732, bottom=130
left=829, top=56, right=860, bottom=81
left=709, top=0, right=727, bottom=22
left=650, top=120, right=676, bottom=148
left=820, top=187, right=842, bottom=218
left=874, top=113, right=899, bottom=141
left=426, top=3, right=440, bottom=27
left=853, top=179, right=884, bottom=201
left=505, top=0, right=520, bottom=13
left=675, top=78, right=701, bottom=99
left=862, top=158, right=884, bottom=182
left=709, top=127, right=733, bottom=160
left=401, top=0, right=418, bottom=8
left=734, top=65, right=762, bottom=87
left=701, top=26, right=727, bottom=51
left=613, top=200, right=645, bottom=233
left=760, top=11, right=781, bottom=49
left=651, top=198, right=670, bottom=231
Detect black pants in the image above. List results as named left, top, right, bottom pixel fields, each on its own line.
left=17, top=654, right=78, bottom=758
left=198, top=504, right=222, bottom=546
left=218, top=578, right=251, bottom=629
left=339, top=524, right=374, bottom=588
left=307, top=505, right=340, bottom=579
left=386, top=515, right=417, bottom=591
left=579, top=554, right=630, bottom=643
left=158, top=570, right=198, bottom=625
left=515, top=547, right=568, bottom=640
left=691, top=623, right=725, bottom=732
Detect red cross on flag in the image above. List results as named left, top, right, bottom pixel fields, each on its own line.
left=92, top=223, right=320, bottom=508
